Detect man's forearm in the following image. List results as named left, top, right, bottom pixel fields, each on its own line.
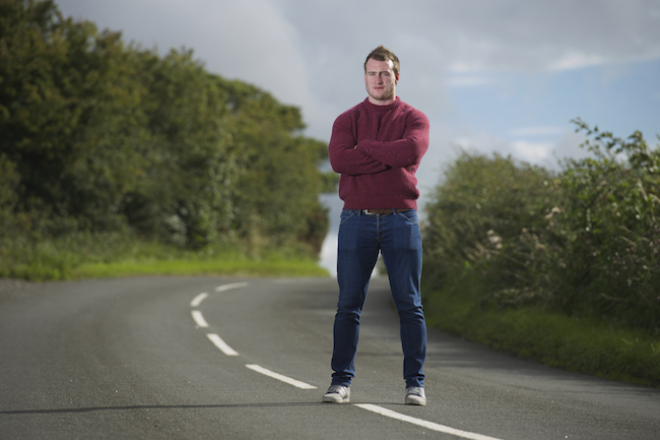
left=328, top=123, right=390, bottom=176
left=329, top=146, right=391, bottom=175
left=356, top=118, right=429, bottom=169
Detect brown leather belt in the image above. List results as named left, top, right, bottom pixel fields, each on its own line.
left=362, top=208, right=410, bottom=215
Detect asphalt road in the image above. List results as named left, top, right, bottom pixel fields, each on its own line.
left=1, top=276, right=659, bottom=440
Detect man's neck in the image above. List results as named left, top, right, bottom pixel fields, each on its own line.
left=368, top=95, right=397, bottom=106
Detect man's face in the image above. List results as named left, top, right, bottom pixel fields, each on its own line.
left=364, top=58, right=398, bottom=105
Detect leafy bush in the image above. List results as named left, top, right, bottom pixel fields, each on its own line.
left=423, top=121, right=660, bottom=334
left=423, top=151, right=557, bottom=303
left=0, top=154, right=19, bottom=229
left=548, top=119, right=660, bottom=329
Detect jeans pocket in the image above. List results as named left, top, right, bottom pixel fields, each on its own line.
left=339, top=210, right=358, bottom=226
left=399, top=209, right=419, bottom=226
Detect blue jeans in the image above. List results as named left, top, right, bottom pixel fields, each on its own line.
left=331, top=209, right=427, bottom=388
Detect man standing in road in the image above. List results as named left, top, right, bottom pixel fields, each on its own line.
left=322, top=45, right=430, bottom=406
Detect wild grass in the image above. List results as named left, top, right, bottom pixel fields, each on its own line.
left=0, top=231, right=329, bottom=281
left=72, top=256, right=328, bottom=279
left=424, top=287, right=660, bottom=387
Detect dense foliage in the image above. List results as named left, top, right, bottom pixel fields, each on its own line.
left=1, top=0, right=333, bottom=262
left=423, top=120, right=660, bottom=334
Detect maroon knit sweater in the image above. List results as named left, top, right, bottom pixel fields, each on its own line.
left=328, top=97, right=430, bottom=210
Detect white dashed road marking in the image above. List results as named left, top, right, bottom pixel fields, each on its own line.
left=191, top=283, right=250, bottom=355
left=190, top=292, right=208, bottom=307
left=191, top=310, right=209, bottom=328
left=215, top=282, right=249, bottom=292
left=206, top=333, right=239, bottom=356
left=191, top=281, right=502, bottom=439
left=245, top=364, right=317, bottom=389
left=356, top=404, right=504, bottom=440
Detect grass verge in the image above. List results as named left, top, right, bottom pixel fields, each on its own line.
left=0, top=232, right=329, bottom=281
left=71, top=256, right=329, bottom=279
left=424, top=290, right=660, bottom=388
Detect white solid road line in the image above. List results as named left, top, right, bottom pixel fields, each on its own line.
left=191, top=310, right=209, bottom=328
left=206, top=333, right=239, bottom=356
left=356, top=404, right=504, bottom=440
left=245, top=364, right=317, bottom=390
left=190, top=292, right=209, bottom=307
left=215, top=282, right=249, bottom=292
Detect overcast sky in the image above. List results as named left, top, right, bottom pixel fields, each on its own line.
left=55, top=0, right=660, bottom=274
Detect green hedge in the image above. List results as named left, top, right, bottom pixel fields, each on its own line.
left=422, top=121, right=660, bottom=385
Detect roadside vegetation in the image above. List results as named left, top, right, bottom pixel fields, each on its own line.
left=0, top=0, right=334, bottom=279
left=422, top=121, right=660, bottom=387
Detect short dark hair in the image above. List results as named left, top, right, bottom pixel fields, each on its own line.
left=364, top=45, right=400, bottom=76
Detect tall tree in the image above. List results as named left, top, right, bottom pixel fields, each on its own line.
left=1, top=0, right=331, bottom=254
left=0, top=0, right=149, bottom=231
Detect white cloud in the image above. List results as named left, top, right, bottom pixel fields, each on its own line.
left=509, top=126, right=566, bottom=137
left=512, top=140, right=553, bottom=162
left=443, top=129, right=589, bottom=170
left=453, top=134, right=505, bottom=154
left=447, top=75, right=497, bottom=88
left=548, top=51, right=609, bottom=72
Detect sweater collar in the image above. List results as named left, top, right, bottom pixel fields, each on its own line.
left=363, top=96, right=400, bottom=110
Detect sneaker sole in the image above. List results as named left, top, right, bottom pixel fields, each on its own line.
left=405, top=396, right=427, bottom=406
left=322, top=394, right=349, bottom=403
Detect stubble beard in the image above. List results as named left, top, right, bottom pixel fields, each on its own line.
left=367, top=85, right=394, bottom=104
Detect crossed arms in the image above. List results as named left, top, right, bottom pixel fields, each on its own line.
left=328, top=112, right=430, bottom=176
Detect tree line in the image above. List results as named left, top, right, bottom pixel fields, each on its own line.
left=0, top=0, right=335, bottom=255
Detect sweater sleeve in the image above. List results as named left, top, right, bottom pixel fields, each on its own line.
left=328, top=113, right=390, bottom=176
left=357, top=110, right=429, bottom=169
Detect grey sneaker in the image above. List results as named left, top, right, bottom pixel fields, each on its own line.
left=322, top=384, right=350, bottom=403
left=405, top=386, right=426, bottom=406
